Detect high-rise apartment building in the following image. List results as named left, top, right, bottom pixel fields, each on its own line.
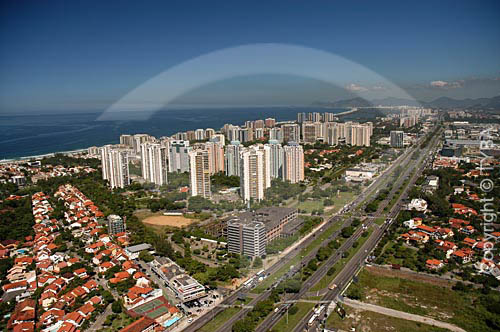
left=283, top=142, right=304, bottom=183
left=265, top=118, right=276, bottom=128
left=239, top=145, right=271, bottom=202
left=205, top=141, right=224, bottom=175
left=168, top=140, right=191, bottom=173
left=267, top=140, right=284, bottom=179
left=101, top=145, right=131, bottom=189
left=269, top=127, right=283, bottom=143
left=282, top=124, right=300, bottom=143
left=390, top=130, right=405, bottom=148
left=225, top=141, right=242, bottom=177
left=107, top=214, right=125, bottom=235
left=204, top=128, right=215, bottom=140
left=140, top=142, right=168, bottom=186
left=188, top=149, right=211, bottom=198
left=301, top=122, right=317, bottom=143
left=195, top=128, right=205, bottom=141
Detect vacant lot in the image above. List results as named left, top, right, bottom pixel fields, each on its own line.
left=326, top=304, right=450, bottom=332
left=142, top=214, right=196, bottom=228
left=348, top=268, right=500, bottom=332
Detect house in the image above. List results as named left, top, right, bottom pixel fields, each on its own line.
left=407, top=198, right=427, bottom=212
left=426, top=259, right=444, bottom=270
left=452, top=203, right=477, bottom=216
left=73, top=268, right=88, bottom=279
left=403, top=217, right=422, bottom=229
left=416, top=225, right=436, bottom=237
left=452, top=248, right=474, bottom=264
left=463, top=237, right=477, bottom=247
left=435, top=227, right=454, bottom=239
left=400, top=231, right=429, bottom=244
left=119, top=317, right=158, bottom=332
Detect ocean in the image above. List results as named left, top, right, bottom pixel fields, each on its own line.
left=0, top=107, right=380, bottom=160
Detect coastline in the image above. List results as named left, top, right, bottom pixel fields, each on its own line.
left=0, top=106, right=358, bottom=162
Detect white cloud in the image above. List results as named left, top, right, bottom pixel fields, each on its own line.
left=430, top=80, right=463, bottom=89
left=345, top=83, right=368, bottom=92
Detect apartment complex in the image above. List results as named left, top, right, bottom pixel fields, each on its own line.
left=140, top=142, right=168, bottom=186
left=107, top=214, right=125, bottom=235
left=101, top=145, right=131, bottom=189
left=188, top=149, right=211, bottom=198
left=239, top=145, right=271, bottom=202
left=224, top=141, right=242, bottom=177
left=168, top=140, right=191, bottom=173
left=283, top=142, right=304, bottom=183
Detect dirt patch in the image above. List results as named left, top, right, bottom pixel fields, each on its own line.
left=142, top=215, right=196, bottom=228
left=366, top=266, right=454, bottom=288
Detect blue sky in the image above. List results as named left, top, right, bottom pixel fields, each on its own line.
left=1, top=0, right=499, bottom=113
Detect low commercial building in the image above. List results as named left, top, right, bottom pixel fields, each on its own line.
left=124, top=243, right=152, bottom=260
left=149, top=257, right=206, bottom=303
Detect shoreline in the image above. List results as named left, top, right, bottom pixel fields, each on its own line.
left=0, top=107, right=360, bottom=163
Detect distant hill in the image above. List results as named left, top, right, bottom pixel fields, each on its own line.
left=313, top=94, right=500, bottom=109
left=312, top=97, right=373, bottom=108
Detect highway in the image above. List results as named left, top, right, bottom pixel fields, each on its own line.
left=181, top=131, right=430, bottom=332
left=292, top=128, right=441, bottom=332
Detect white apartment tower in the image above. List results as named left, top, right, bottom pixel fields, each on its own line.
left=225, top=141, right=242, bottom=177
left=168, top=140, right=191, bottom=173
left=101, top=145, right=130, bottom=189
left=239, top=145, right=271, bottom=202
left=140, top=142, right=168, bottom=186
left=267, top=140, right=284, bottom=179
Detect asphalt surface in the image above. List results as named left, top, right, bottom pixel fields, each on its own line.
left=292, top=128, right=441, bottom=332
left=182, top=130, right=435, bottom=332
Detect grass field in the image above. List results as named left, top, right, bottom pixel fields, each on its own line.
left=100, top=313, right=137, bottom=332
left=296, top=191, right=355, bottom=215
left=198, top=307, right=241, bottom=332
left=310, top=228, right=373, bottom=292
left=271, top=302, right=315, bottom=332
left=347, top=268, right=500, bottom=332
left=252, top=220, right=344, bottom=293
left=326, top=304, right=450, bottom=332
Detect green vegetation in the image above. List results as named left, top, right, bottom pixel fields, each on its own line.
left=199, top=307, right=242, bottom=332
left=326, top=304, right=449, bottom=332
left=347, top=268, right=500, bottom=332
left=252, top=219, right=344, bottom=293
left=310, top=228, right=373, bottom=292
left=211, top=172, right=240, bottom=189
left=0, top=196, right=34, bottom=241
left=271, top=302, right=315, bottom=332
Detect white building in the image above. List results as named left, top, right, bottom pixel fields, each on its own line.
left=407, top=198, right=428, bottom=212
left=240, top=145, right=271, bottom=202
left=101, top=145, right=131, bottom=189
left=140, top=143, right=168, bottom=186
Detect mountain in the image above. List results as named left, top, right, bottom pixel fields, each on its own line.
left=370, top=97, right=420, bottom=107
left=312, top=97, right=373, bottom=108
left=422, top=95, right=500, bottom=109
left=313, top=94, right=500, bottom=109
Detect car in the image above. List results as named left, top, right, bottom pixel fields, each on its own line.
left=188, top=318, right=193, bottom=323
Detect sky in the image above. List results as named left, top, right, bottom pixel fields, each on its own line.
left=0, top=0, right=499, bottom=114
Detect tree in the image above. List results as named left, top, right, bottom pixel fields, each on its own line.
left=252, top=257, right=263, bottom=269
left=139, top=250, right=154, bottom=263
left=112, top=301, right=122, bottom=314
left=288, top=305, right=299, bottom=315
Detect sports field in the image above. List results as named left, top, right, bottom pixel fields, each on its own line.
left=142, top=215, right=196, bottom=228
